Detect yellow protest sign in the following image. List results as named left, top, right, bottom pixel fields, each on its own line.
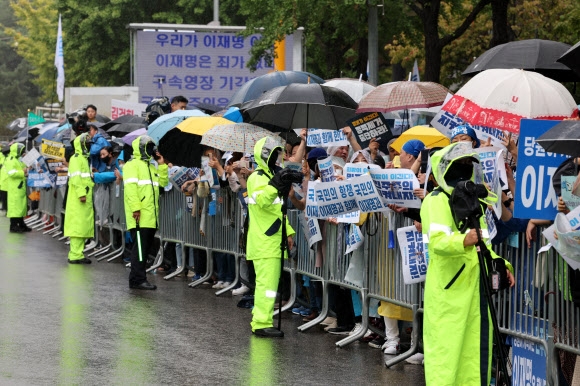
left=40, top=139, right=65, bottom=160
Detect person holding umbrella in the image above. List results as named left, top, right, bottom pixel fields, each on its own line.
left=123, top=135, right=168, bottom=290
left=4, top=143, right=30, bottom=233
left=64, top=133, right=94, bottom=263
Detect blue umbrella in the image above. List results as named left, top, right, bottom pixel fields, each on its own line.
left=35, top=122, right=61, bottom=143
left=227, top=71, right=325, bottom=107
left=222, top=107, right=243, bottom=123
left=147, top=109, right=207, bottom=143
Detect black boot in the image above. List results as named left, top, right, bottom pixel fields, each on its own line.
left=9, top=218, right=22, bottom=233
left=18, top=218, right=32, bottom=232
left=253, top=328, right=284, bottom=338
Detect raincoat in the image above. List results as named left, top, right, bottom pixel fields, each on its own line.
left=123, top=137, right=168, bottom=231
left=64, top=135, right=95, bottom=238
left=4, top=144, right=27, bottom=218
left=0, top=152, right=5, bottom=191
left=246, top=137, right=295, bottom=331
left=420, top=142, right=513, bottom=386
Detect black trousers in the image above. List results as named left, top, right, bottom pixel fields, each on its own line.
left=129, top=227, right=157, bottom=286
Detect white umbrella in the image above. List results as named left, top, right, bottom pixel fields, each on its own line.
left=442, top=69, right=579, bottom=132
left=324, top=78, right=376, bottom=103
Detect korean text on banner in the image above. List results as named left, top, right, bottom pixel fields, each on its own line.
left=369, top=168, right=422, bottom=209
left=303, top=129, right=348, bottom=148
left=542, top=204, right=580, bottom=270
left=169, top=166, right=200, bottom=192
left=347, top=112, right=393, bottom=153
left=111, top=99, right=148, bottom=119
left=344, top=162, right=380, bottom=179
left=397, top=225, right=429, bottom=284
left=300, top=213, right=322, bottom=248
left=514, top=119, right=568, bottom=220
left=345, top=225, right=364, bottom=255
left=27, top=171, right=53, bottom=188
left=317, top=156, right=336, bottom=182
left=40, top=139, right=66, bottom=160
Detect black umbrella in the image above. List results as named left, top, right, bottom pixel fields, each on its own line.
left=463, top=39, right=580, bottom=82
left=101, top=114, right=147, bottom=131
left=241, top=83, right=358, bottom=132
left=7, top=117, right=27, bottom=131
left=536, top=120, right=580, bottom=157
left=94, top=114, right=111, bottom=123
left=194, top=102, right=223, bottom=114
left=158, top=127, right=204, bottom=168
left=227, top=71, right=325, bottom=107
left=106, top=123, right=145, bottom=137
left=557, top=41, right=580, bottom=76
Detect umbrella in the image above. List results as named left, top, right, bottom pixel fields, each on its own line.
left=324, top=78, right=376, bottom=103
left=536, top=120, right=580, bottom=157
left=390, top=125, right=450, bottom=153
left=200, top=123, right=283, bottom=153
left=34, top=122, right=61, bottom=143
left=241, top=83, right=358, bottom=132
left=147, top=109, right=208, bottom=142
left=14, top=126, right=40, bottom=141
left=442, top=69, right=579, bottom=133
left=557, top=41, right=580, bottom=76
left=94, top=114, right=111, bottom=123
left=122, top=128, right=148, bottom=146
left=107, top=123, right=145, bottom=138
left=222, top=107, right=243, bottom=123
left=463, top=39, right=580, bottom=82
left=158, top=117, right=234, bottom=167
left=227, top=71, right=325, bottom=107
left=357, top=81, right=450, bottom=113
left=194, top=102, right=223, bottom=114
left=101, top=115, right=147, bottom=131
left=7, top=117, right=27, bottom=131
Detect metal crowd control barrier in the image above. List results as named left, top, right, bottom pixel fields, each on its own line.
left=95, top=183, right=127, bottom=262
left=28, top=177, right=580, bottom=384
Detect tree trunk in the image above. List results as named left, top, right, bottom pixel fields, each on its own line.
left=391, top=63, right=406, bottom=81
left=422, top=1, right=443, bottom=82
left=489, top=0, right=515, bottom=47
left=356, top=37, right=369, bottom=82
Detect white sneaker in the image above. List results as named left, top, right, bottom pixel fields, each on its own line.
left=320, top=316, right=337, bottom=326
left=212, top=281, right=225, bottom=289
left=222, top=282, right=231, bottom=288
left=85, top=240, right=97, bottom=249
left=232, top=284, right=250, bottom=296
left=349, top=323, right=364, bottom=336
left=324, top=320, right=338, bottom=331
left=405, top=353, right=424, bottom=365
left=382, top=339, right=399, bottom=355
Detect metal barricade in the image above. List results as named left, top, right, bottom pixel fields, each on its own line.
left=95, top=182, right=126, bottom=262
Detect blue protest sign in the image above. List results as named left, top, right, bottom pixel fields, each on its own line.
left=514, top=119, right=568, bottom=220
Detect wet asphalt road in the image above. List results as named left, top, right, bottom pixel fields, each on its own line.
left=0, top=216, right=425, bottom=385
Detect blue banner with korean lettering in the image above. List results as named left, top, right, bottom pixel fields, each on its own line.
left=514, top=119, right=568, bottom=220
left=135, top=31, right=293, bottom=107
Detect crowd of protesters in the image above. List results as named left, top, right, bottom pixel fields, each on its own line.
left=2, top=95, right=580, bottom=385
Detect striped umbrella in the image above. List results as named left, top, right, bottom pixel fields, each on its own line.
left=357, top=81, right=450, bottom=113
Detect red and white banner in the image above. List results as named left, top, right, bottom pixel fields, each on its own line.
left=110, top=99, right=147, bottom=119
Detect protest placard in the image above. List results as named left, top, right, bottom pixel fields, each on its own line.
left=397, top=225, right=428, bottom=284
left=344, top=162, right=380, bottom=179
left=27, top=171, right=53, bottom=188
left=542, top=205, right=580, bottom=270
left=562, top=176, right=580, bottom=210
left=45, top=159, right=64, bottom=173
left=56, top=172, right=68, bottom=187
left=300, top=213, right=322, bottom=248
left=40, top=139, right=65, bottom=160
left=337, top=211, right=360, bottom=223
left=345, top=225, right=364, bottom=254
left=317, top=156, right=335, bottom=182
left=302, top=128, right=348, bottom=148
left=347, top=112, right=393, bottom=153
left=169, top=166, right=200, bottom=192
left=111, top=99, right=148, bottom=119
left=369, top=168, right=422, bottom=209
left=514, top=119, right=568, bottom=220
left=21, top=148, right=49, bottom=174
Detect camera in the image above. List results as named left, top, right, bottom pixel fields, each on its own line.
left=450, top=180, right=488, bottom=232
left=279, top=168, right=304, bottom=185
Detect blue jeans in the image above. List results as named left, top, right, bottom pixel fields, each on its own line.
left=215, top=252, right=235, bottom=282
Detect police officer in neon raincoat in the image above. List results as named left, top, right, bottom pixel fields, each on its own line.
left=64, top=133, right=94, bottom=264
left=0, top=150, right=7, bottom=211
left=420, top=142, right=515, bottom=385
left=123, top=135, right=168, bottom=290
left=246, top=136, right=296, bottom=338
left=4, top=143, right=30, bottom=233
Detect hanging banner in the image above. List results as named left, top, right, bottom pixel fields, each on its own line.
left=397, top=225, right=429, bottom=284
left=369, top=168, right=422, bottom=209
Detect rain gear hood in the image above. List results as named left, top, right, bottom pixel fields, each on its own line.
left=254, top=136, right=283, bottom=178
left=74, top=133, right=92, bottom=157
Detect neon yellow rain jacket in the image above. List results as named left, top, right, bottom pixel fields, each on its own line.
left=123, top=137, right=168, bottom=230
left=4, top=144, right=27, bottom=218
left=64, top=135, right=95, bottom=238
left=246, top=137, right=295, bottom=260
left=420, top=142, right=513, bottom=386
